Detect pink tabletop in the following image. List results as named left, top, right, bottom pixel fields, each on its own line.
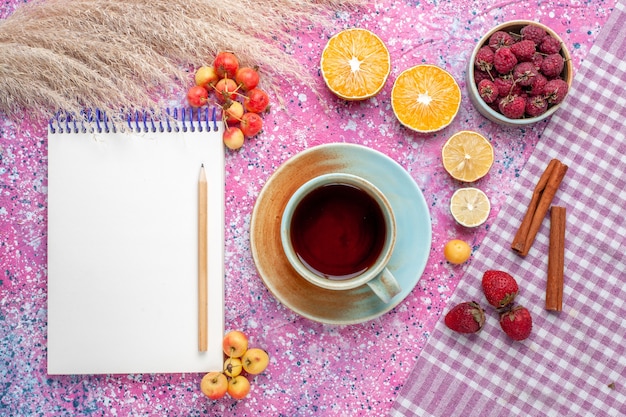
left=0, top=0, right=618, bottom=416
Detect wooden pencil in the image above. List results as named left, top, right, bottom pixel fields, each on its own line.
left=198, top=164, right=208, bottom=352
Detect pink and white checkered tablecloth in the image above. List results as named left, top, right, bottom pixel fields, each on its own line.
left=391, top=1, right=626, bottom=416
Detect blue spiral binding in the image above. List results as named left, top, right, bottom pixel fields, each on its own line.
left=50, top=107, right=219, bottom=134
left=165, top=108, right=173, bottom=132
left=64, top=112, right=71, bottom=133
left=95, top=109, right=102, bottom=133
left=180, top=108, right=187, bottom=132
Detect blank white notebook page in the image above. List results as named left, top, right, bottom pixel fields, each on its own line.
left=47, top=119, right=225, bottom=375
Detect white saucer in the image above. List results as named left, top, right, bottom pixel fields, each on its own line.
left=250, top=143, right=432, bottom=324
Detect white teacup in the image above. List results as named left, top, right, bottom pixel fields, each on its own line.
left=280, top=173, right=401, bottom=303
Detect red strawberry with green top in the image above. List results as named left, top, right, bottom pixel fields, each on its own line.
left=444, top=301, right=485, bottom=334
left=482, top=270, right=519, bottom=308
left=499, top=305, right=533, bottom=341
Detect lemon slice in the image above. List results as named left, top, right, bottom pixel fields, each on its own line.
left=320, top=28, right=391, bottom=101
left=442, top=130, right=494, bottom=182
left=391, top=64, right=461, bottom=132
left=450, top=188, right=491, bottom=227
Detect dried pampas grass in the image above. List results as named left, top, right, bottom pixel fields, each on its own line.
left=0, top=0, right=366, bottom=122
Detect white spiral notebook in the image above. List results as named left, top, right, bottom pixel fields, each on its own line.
left=47, top=108, right=225, bottom=375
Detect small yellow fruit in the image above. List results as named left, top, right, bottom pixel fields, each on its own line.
left=227, top=375, right=251, bottom=400
left=241, top=348, right=269, bottom=375
left=443, top=239, right=472, bottom=264
left=222, top=127, right=245, bottom=151
left=223, top=357, right=243, bottom=377
left=200, top=371, right=228, bottom=400
left=222, top=330, right=248, bottom=358
left=195, top=65, right=218, bottom=88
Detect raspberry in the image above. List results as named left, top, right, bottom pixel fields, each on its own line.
left=493, top=47, right=517, bottom=74
left=529, top=72, right=548, bottom=95
left=474, top=45, right=495, bottom=72
left=478, top=79, right=498, bottom=103
left=544, top=79, right=569, bottom=104
left=488, top=31, right=514, bottom=50
left=474, top=69, right=491, bottom=85
left=520, top=25, right=547, bottom=45
left=526, top=95, right=548, bottom=117
left=499, top=95, right=526, bottom=119
left=510, top=40, right=536, bottom=62
left=513, top=62, right=538, bottom=87
left=540, top=53, right=565, bottom=78
left=494, top=76, right=521, bottom=97
left=539, top=35, right=562, bottom=55
left=531, top=52, right=544, bottom=70
left=488, top=97, right=501, bottom=112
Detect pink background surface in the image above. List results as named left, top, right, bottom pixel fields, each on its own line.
left=0, top=0, right=616, bottom=415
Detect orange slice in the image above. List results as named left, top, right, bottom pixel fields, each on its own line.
left=320, top=28, right=391, bottom=100
left=391, top=64, right=461, bottom=132
left=442, top=130, right=494, bottom=182
left=450, top=188, right=491, bottom=227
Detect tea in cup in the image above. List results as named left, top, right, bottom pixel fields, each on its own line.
left=280, top=173, right=400, bottom=303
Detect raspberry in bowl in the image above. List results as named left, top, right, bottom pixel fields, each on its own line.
left=467, top=20, right=572, bottom=126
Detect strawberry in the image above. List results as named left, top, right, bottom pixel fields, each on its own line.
left=444, top=301, right=485, bottom=334
left=482, top=270, right=519, bottom=308
left=499, top=305, right=533, bottom=341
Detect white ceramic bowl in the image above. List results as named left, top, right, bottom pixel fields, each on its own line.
left=467, top=20, right=573, bottom=126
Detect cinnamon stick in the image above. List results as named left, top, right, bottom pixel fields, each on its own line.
left=511, top=159, right=568, bottom=256
left=546, top=206, right=566, bottom=311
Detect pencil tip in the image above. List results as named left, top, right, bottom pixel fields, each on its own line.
left=201, top=163, right=204, bottom=168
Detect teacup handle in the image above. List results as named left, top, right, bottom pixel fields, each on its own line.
left=366, top=267, right=401, bottom=303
